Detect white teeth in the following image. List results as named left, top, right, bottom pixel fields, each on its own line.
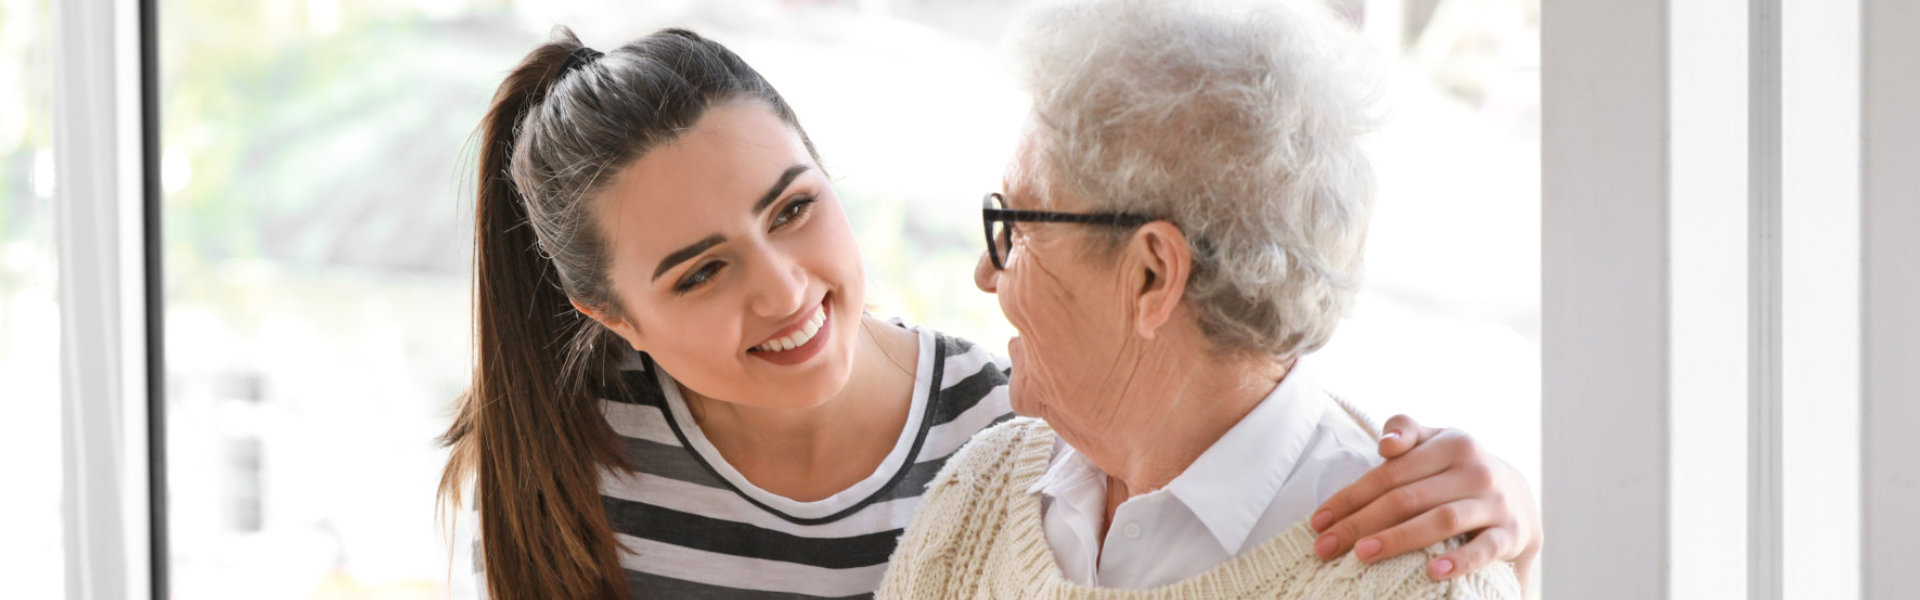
left=755, top=305, right=827, bottom=353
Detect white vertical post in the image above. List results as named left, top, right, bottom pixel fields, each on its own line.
left=1861, top=1, right=1920, bottom=598
left=53, top=0, right=151, bottom=597
left=1669, top=0, right=1750, bottom=596
left=1780, top=0, right=1863, bottom=598
left=1542, top=0, right=1669, bottom=597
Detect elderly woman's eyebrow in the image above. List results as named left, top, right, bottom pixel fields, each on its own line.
left=1000, top=182, right=1025, bottom=207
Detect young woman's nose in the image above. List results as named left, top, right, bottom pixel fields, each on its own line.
left=748, top=245, right=809, bottom=318
left=973, top=250, right=998, bottom=294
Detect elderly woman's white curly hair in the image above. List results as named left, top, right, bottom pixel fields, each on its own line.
left=1011, top=0, right=1381, bottom=360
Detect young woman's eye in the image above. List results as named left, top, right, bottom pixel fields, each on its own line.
left=770, top=196, right=815, bottom=230
left=675, top=261, right=724, bottom=294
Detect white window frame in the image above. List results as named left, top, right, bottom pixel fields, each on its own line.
left=54, top=0, right=156, bottom=598
left=1671, top=0, right=1752, bottom=598
left=1779, top=0, right=1863, bottom=598
left=1546, top=1, right=1917, bottom=599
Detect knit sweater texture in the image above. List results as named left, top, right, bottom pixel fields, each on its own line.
left=878, top=417, right=1521, bottom=599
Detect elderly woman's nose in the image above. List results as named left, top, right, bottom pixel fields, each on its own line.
left=974, top=251, right=999, bottom=293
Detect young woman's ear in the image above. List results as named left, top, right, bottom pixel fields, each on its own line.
left=572, top=300, right=645, bottom=351
left=1124, top=221, right=1192, bottom=339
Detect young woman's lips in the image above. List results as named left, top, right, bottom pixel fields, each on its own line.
left=748, top=300, right=831, bottom=367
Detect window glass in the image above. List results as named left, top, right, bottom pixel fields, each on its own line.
left=160, top=0, right=1537, bottom=596
left=1314, top=0, right=1542, bottom=501
left=0, top=0, right=65, bottom=597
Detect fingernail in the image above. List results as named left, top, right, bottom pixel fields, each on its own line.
left=1432, top=558, right=1455, bottom=577
left=1355, top=538, right=1381, bottom=560
left=1314, top=535, right=1337, bottom=559
left=1311, top=509, right=1333, bottom=532
left=1381, top=430, right=1401, bottom=441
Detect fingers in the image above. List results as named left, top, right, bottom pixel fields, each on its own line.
left=1354, top=496, right=1501, bottom=564
left=1430, top=523, right=1518, bottom=580
left=1314, top=469, right=1490, bottom=560
left=1311, top=439, right=1456, bottom=536
left=1377, top=414, right=1440, bottom=459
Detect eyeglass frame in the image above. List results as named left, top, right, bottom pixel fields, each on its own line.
left=980, top=192, right=1156, bottom=270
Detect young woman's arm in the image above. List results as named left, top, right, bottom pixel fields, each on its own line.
left=1311, top=415, right=1542, bottom=597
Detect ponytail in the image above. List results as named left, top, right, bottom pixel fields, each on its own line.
left=438, top=28, right=631, bottom=600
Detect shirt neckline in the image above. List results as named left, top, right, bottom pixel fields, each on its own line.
left=654, top=324, right=939, bottom=523
left=1028, top=355, right=1331, bottom=556
left=1007, top=419, right=1357, bottom=597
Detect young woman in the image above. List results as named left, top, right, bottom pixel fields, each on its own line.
left=439, top=27, right=1539, bottom=599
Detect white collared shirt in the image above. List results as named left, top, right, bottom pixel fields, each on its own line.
left=1027, top=356, right=1382, bottom=589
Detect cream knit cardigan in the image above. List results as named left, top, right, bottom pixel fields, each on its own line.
left=878, top=417, right=1521, bottom=599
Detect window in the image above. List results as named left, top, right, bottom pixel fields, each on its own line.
left=156, top=1, right=1540, bottom=596
left=1313, top=0, right=1541, bottom=500
left=0, top=0, right=65, bottom=597
left=26, top=0, right=1891, bottom=597
left=152, top=1, right=1033, bottom=596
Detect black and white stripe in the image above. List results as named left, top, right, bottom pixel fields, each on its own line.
left=591, top=326, right=1013, bottom=599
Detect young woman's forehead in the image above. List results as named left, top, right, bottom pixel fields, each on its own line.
left=595, top=102, right=819, bottom=260
left=616, top=104, right=811, bottom=206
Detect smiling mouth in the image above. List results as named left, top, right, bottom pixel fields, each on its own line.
left=750, top=303, right=827, bottom=353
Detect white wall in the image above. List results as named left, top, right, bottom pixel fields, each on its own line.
left=1542, top=0, right=1670, bottom=596
left=1862, top=1, right=1920, bottom=598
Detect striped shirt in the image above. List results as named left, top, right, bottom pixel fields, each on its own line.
left=467, top=323, right=1014, bottom=599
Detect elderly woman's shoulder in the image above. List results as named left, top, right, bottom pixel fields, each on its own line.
left=967, top=413, right=1043, bottom=442
left=880, top=417, right=1052, bottom=599
left=942, top=415, right=1048, bottom=465
left=1273, top=525, right=1520, bottom=599
left=1337, top=540, right=1523, bottom=599
left=923, top=417, right=1050, bottom=493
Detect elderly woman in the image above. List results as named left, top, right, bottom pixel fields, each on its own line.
left=877, top=0, right=1523, bottom=598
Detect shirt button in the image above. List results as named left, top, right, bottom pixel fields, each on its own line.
left=1123, top=523, right=1142, bottom=539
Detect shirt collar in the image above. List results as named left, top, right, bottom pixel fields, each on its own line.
left=1159, top=355, right=1329, bottom=554
left=1028, top=436, right=1099, bottom=496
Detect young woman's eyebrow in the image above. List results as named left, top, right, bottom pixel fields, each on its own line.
left=752, top=164, right=811, bottom=214
left=650, top=164, right=811, bottom=282
left=653, top=234, right=725, bottom=282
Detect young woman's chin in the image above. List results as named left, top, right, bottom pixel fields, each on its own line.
left=744, top=349, right=856, bottom=411
left=682, top=325, right=853, bottom=411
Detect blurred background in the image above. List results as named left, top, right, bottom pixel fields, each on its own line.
left=0, top=0, right=1538, bottom=597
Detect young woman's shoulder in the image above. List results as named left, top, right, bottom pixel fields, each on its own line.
left=916, top=327, right=1013, bottom=440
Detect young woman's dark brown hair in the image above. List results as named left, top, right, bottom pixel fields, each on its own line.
left=438, top=27, right=828, bottom=599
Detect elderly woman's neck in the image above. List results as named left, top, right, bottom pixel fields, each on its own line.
left=1061, top=344, right=1295, bottom=503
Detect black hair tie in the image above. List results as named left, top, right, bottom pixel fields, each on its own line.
left=559, top=46, right=603, bottom=79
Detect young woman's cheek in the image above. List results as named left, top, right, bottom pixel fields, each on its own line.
left=801, top=197, right=864, bottom=303
left=653, top=300, right=754, bottom=398
left=655, top=286, right=745, bottom=359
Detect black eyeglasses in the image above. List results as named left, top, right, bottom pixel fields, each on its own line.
left=981, top=192, right=1154, bottom=270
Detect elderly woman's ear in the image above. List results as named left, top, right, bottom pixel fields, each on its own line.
left=1120, top=221, right=1193, bottom=340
